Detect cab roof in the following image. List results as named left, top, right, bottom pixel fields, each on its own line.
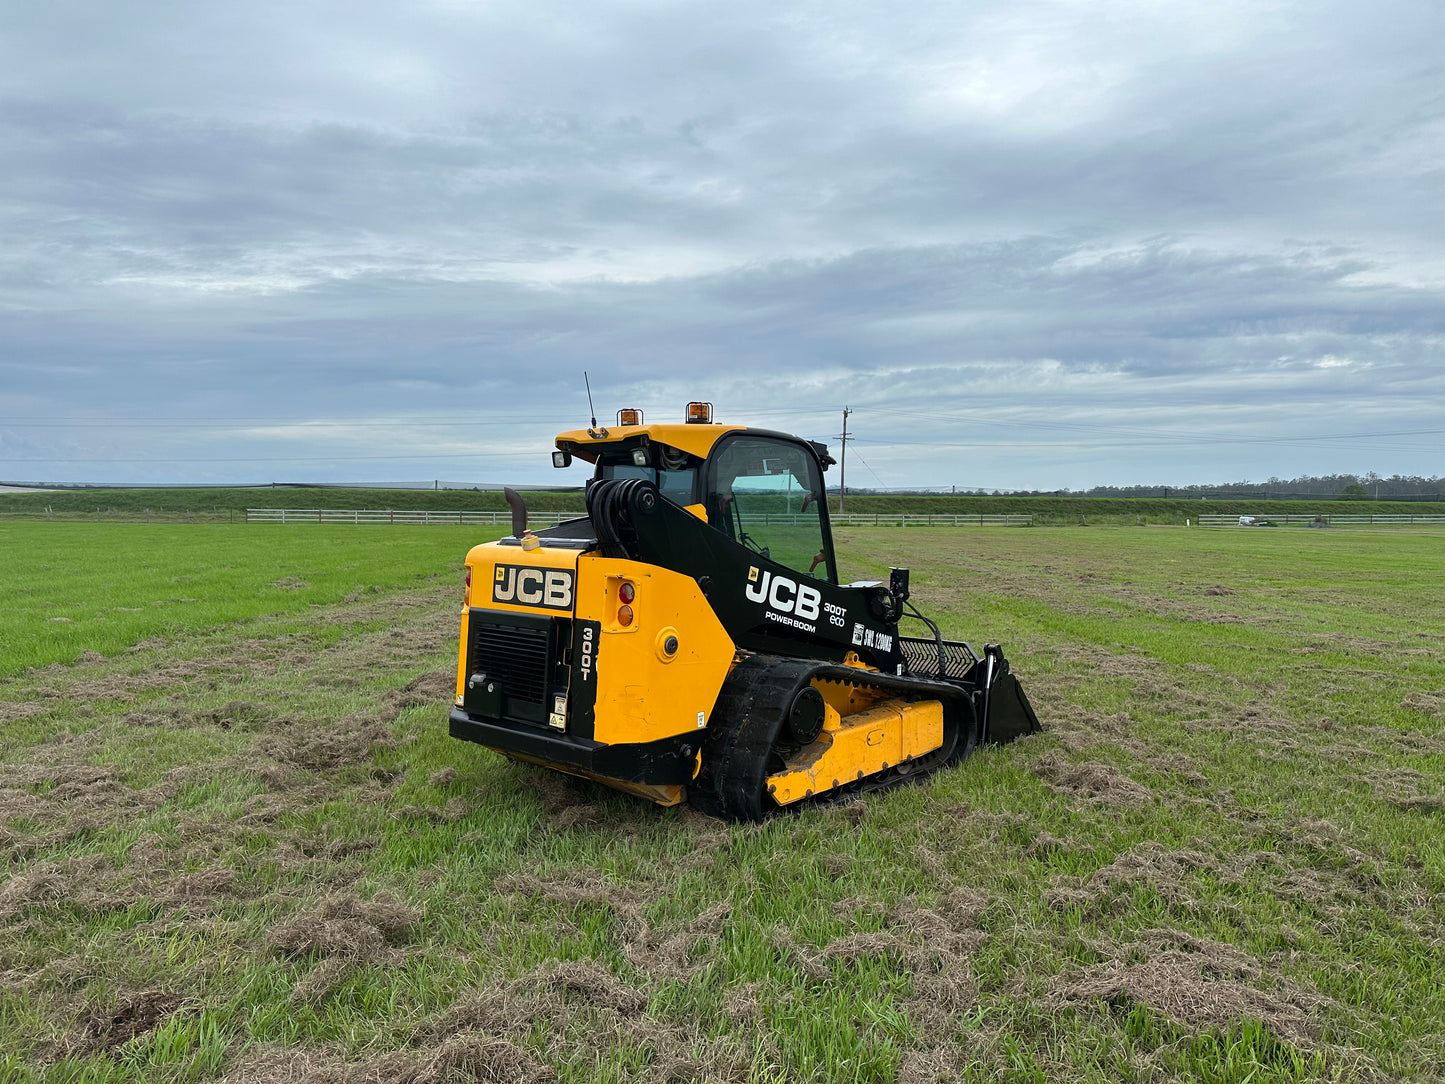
left=554, top=421, right=836, bottom=469
left=554, top=421, right=746, bottom=463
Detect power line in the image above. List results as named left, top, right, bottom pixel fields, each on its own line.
left=0, top=420, right=548, bottom=430
left=852, top=451, right=887, bottom=488
left=0, top=452, right=542, bottom=464
left=0, top=406, right=834, bottom=430
left=850, top=432, right=1443, bottom=451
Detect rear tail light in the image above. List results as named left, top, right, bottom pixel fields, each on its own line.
left=464, top=568, right=472, bottom=606
left=619, top=581, right=635, bottom=603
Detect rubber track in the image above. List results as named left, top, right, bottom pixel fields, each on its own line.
left=691, top=655, right=977, bottom=822
left=691, top=656, right=817, bottom=822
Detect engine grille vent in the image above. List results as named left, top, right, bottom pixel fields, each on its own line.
left=471, top=619, right=551, bottom=706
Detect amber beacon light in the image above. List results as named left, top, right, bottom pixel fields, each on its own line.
left=617, top=408, right=643, bottom=426
left=685, top=401, right=713, bottom=424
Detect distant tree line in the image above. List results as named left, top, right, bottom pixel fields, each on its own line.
left=1073, top=473, right=1443, bottom=500
left=841, top=473, right=1445, bottom=500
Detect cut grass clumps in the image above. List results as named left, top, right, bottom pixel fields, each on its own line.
left=1048, top=928, right=1329, bottom=1047
left=267, top=891, right=420, bottom=962
left=1, top=523, right=1443, bottom=1081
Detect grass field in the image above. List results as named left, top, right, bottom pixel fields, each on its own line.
left=0, top=524, right=492, bottom=678
left=1, top=524, right=1443, bottom=1082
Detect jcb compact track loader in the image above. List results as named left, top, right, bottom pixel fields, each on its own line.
left=449, top=402, right=1039, bottom=821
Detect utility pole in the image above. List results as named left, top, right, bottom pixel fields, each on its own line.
left=839, top=406, right=851, bottom=514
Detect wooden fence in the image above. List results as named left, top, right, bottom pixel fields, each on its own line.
left=246, top=508, right=1034, bottom=528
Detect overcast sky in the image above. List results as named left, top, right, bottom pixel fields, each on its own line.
left=1, top=0, right=1441, bottom=489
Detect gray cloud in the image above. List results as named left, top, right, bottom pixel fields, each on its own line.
left=1, top=0, right=1441, bottom=486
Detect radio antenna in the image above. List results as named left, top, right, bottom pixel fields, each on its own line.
left=584, top=371, right=598, bottom=429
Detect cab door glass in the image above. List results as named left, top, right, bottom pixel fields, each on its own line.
left=713, top=439, right=833, bottom=581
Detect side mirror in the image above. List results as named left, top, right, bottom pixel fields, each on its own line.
left=552, top=450, right=572, bottom=468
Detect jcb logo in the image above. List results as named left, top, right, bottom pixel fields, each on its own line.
left=745, top=567, right=821, bottom=620
left=492, top=564, right=574, bottom=610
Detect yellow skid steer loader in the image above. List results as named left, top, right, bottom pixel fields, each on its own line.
left=450, top=402, right=1039, bottom=820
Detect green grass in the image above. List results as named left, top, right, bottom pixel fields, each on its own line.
left=0, top=523, right=497, bottom=676
left=1, top=524, right=1443, bottom=1081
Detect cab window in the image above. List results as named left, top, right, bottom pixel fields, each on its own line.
left=710, top=438, right=833, bottom=582
left=596, top=448, right=698, bottom=506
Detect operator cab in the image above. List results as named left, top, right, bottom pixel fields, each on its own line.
left=587, top=432, right=835, bottom=583
left=557, top=404, right=838, bottom=586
